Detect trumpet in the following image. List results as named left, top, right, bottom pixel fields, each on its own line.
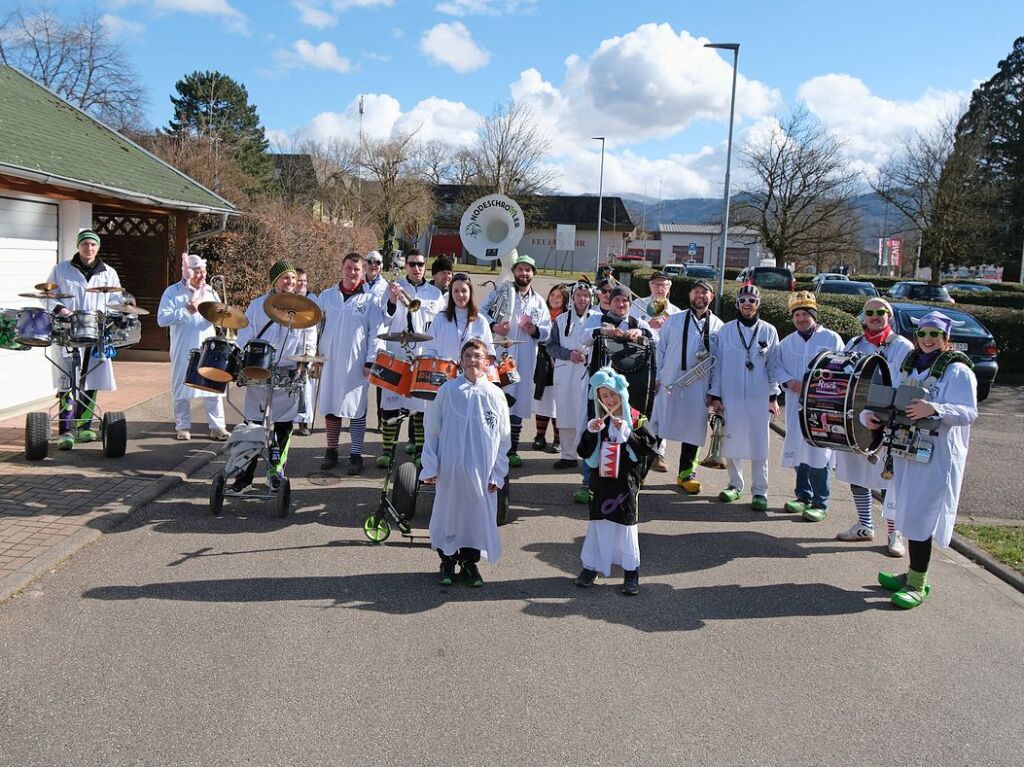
left=663, top=350, right=716, bottom=393
left=387, top=267, right=422, bottom=312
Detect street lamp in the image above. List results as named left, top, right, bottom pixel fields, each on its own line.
left=593, top=136, right=606, bottom=277
left=704, top=42, right=739, bottom=314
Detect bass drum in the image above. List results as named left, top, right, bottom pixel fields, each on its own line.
left=799, top=351, right=891, bottom=455
left=588, top=336, right=656, bottom=418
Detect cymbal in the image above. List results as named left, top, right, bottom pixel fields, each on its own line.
left=34, top=282, right=59, bottom=292
left=265, top=292, right=322, bottom=330
left=493, top=338, right=527, bottom=348
left=377, top=330, right=433, bottom=343
left=106, top=303, right=151, bottom=316
left=284, top=354, right=327, bottom=364
left=85, top=286, right=123, bottom=294
left=18, top=292, right=72, bottom=300
left=198, top=301, right=249, bottom=330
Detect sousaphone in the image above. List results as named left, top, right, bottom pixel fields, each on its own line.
left=460, top=193, right=525, bottom=325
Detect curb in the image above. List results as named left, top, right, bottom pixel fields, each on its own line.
left=770, top=418, right=1024, bottom=595
left=0, top=441, right=224, bottom=604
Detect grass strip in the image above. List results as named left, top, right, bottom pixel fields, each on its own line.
left=956, top=524, right=1024, bottom=576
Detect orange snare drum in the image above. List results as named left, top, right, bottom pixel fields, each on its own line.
left=369, top=351, right=413, bottom=396
left=410, top=355, right=459, bottom=400
left=497, top=354, right=521, bottom=387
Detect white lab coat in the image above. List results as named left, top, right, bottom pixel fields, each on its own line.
left=45, top=258, right=121, bottom=391
left=234, top=292, right=317, bottom=423
left=422, top=374, right=511, bottom=562
left=709, top=319, right=780, bottom=461
left=157, top=280, right=222, bottom=402
left=550, top=307, right=595, bottom=437
left=771, top=326, right=844, bottom=469
left=315, top=285, right=384, bottom=419
left=481, top=283, right=551, bottom=420
left=883, top=360, right=977, bottom=547
left=630, top=296, right=681, bottom=343
left=834, top=333, right=914, bottom=489
left=653, top=309, right=723, bottom=446
left=423, top=308, right=495, bottom=361
left=378, top=278, right=444, bottom=414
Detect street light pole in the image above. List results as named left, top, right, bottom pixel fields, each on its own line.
left=705, top=42, right=740, bottom=315
left=593, top=136, right=606, bottom=277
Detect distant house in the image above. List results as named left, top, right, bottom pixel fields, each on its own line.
left=428, top=184, right=635, bottom=271
left=0, top=65, right=236, bottom=414
left=626, top=223, right=772, bottom=269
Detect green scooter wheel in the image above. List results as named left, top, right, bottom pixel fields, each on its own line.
left=363, top=514, right=391, bottom=543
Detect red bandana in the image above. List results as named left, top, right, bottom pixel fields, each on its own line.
left=863, top=324, right=891, bottom=347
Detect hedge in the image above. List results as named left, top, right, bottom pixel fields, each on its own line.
left=948, top=290, right=1024, bottom=310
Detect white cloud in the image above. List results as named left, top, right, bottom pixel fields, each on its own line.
left=332, top=0, right=394, bottom=10
left=99, top=13, right=144, bottom=39
left=292, top=0, right=336, bottom=28
left=434, top=0, right=538, bottom=15
left=797, top=74, right=966, bottom=179
left=420, top=22, right=490, bottom=74
left=275, top=39, right=355, bottom=73
left=151, top=0, right=248, bottom=33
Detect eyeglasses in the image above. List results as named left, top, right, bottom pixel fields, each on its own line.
left=916, top=329, right=944, bottom=338
left=453, top=272, right=471, bottom=282
left=737, top=297, right=759, bottom=305
left=407, top=261, right=426, bottom=267
left=863, top=309, right=889, bottom=317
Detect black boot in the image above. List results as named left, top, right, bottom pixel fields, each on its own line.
left=622, top=568, right=640, bottom=596
left=320, top=448, right=339, bottom=471
left=347, top=454, right=364, bottom=476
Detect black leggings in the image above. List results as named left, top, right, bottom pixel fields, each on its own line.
left=908, top=536, right=933, bottom=573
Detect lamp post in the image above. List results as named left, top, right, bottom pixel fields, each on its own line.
left=704, top=42, right=739, bottom=314
left=593, top=136, right=606, bottom=277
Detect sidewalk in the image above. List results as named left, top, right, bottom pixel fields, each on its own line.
left=0, top=361, right=236, bottom=598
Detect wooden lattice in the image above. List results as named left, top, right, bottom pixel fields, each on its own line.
left=94, top=212, right=168, bottom=238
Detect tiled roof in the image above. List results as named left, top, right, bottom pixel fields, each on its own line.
left=659, top=223, right=759, bottom=236
left=0, top=66, right=236, bottom=214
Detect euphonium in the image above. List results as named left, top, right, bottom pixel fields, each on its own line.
left=647, top=296, right=669, bottom=319
left=699, top=413, right=727, bottom=469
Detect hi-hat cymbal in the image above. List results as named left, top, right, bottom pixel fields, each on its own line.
left=493, top=338, right=527, bottom=348
left=265, top=292, right=322, bottom=330
left=284, top=354, right=327, bottom=364
left=106, top=303, right=150, bottom=316
left=34, top=282, right=59, bottom=292
left=85, top=286, right=123, bottom=294
left=377, top=330, right=433, bottom=343
left=198, top=301, right=249, bottom=330
left=18, top=291, right=73, bottom=300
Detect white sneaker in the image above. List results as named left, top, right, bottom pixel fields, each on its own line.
left=887, top=531, right=906, bottom=557
left=837, top=523, right=874, bottom=541
left=176, top=430, right=191, bottom=441
left=209, top=428, right=230, bottom=441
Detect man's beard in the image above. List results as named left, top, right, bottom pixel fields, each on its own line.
left=515, top=274, right=532, bottom=290
left=691, top=298, right=709, bottom=315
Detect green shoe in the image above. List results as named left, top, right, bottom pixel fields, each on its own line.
left=376, top=454, right=391, bottom=469
left=751, top=495, right=768, bottom=512
left=508, top=453, right=522, bottom=468
left=57, top=433, right=75, bottom=451
left=78, top=428, right=97, bottom=443
left=801, top=506, right=827, bottom=522
left=892, top=584, right=931, bottom=609
left=572, top=487, right=590, bottom=504
left=878, top=571, right=907, bottom=592
left=718, top=487, right=741, bottom=503
left=404, top=443, right=416, bottom=455
left=783, top=498, right=808, bottom=514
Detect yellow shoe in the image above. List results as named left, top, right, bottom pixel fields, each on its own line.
left=676, top=475, right=701, bottom=494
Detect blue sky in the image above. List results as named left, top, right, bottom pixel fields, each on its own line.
left=69, top=0, right=1024, bottom=197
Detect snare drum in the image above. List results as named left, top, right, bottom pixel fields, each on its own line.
left=197, top=337, right=239, bottom=383
left=410, top=355, right=458, bottom=400
left=185, top=348, right=227, bottom=394
left=106, top=311, right=142, bottom=348
left=497, top=354, right=520, bottom=387
left=240, top=339, right=275, bottom=381
left=14, top=307, right=52, bottom=347
left=799, top=351, right=892, bottom=455
left=369, top=351, right=413, bottom=396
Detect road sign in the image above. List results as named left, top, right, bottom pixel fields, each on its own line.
left=688, top=242, right=697, bottom=257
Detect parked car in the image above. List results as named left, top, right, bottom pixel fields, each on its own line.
left=888, top=302, right=999, bottom=401
left=748, top=266, right=796, bottom=291
left=811, top=272, right=850, bottom=286
left=620, top=254, right=647, bottom=262
left=888, top=281, right=955, bottom=304
left=682, top=264, right=718, bottom=281
left=661, top=263, right=687, bottom=277
left=815, top=280, right=879, bottom=297
left=944, top=282, right=993, bottom=293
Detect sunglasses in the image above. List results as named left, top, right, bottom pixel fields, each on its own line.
left=407, top=261, right=426, bottom=267
left=599, top=288, right=611, bottom=294
left=453, top=272, right=471, bottom=282
left=737, top=297, right=759, bottom=305
left=916, top=329, right=944, bottom=338
left=863, top=309, right=889, bottom=317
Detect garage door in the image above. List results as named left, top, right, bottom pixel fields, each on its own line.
left=0, top=196, right=59, bottom=413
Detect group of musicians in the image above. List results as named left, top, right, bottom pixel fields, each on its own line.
left=58, top=232, right=976, bottom=607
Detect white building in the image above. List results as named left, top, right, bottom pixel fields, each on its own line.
left=626, top=224, right=772, bottom=269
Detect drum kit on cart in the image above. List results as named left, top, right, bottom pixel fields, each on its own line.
left=1, top=282, right=146, bottom=461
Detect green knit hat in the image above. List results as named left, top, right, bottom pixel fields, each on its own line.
left=269, top=259, right=297, bottom=287
left=76, top=230, right=100, bottom=247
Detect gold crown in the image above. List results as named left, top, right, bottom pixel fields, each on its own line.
left=788, top=290, right=817, bottom=313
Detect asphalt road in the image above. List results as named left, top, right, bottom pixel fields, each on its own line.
left=2, top=412, right=1023, bottom=766
left=957, top=382, right=1024, bottom=523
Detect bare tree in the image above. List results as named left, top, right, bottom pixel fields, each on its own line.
left=731, top=108, right=863, bottom=272
left=0, top=4, right=146, bottom=129
left=473, top=101, right=556, bottom=197
left=873, top=111, right=996, bottom=282
left=300, top=137, right=363, bottom=226
left=413, top=139, right=458, bottom=185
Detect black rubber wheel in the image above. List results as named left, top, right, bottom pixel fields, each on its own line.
left=977, top=381, right=991, bottom=402
left=275, top=476, right=291, bottom=518
left=210, top=472, right=225, bottom=516
left=391, top=461, right=419, bottom=522
left=101, top=411, right=127, bottom=458
left=25, top=411, right=49, bottom=461
left=496, top=479, right=511, bottom=527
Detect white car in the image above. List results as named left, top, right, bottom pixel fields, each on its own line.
left=811, top=273, right=850, bottom=285
left=662, top=264, right=687, bottom=277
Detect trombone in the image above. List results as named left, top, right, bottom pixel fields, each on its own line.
left=208, top=274, right=237, bottom=340
left=386, top=266, right=422, bottom=312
